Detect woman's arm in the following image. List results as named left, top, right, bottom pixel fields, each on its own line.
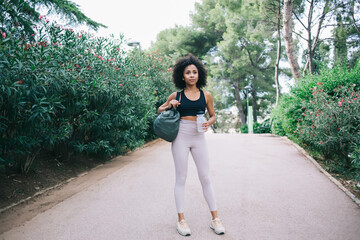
left=157, top=92, right=181, bottom=113
left=202, top=91, right=216, bottom=131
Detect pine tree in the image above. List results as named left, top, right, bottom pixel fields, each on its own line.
left=0, top=0, right=106, bottom=34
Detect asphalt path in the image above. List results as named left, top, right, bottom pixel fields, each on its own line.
left=1, top=134, right=360, bottom=240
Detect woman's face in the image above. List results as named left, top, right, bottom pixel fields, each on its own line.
left=183, top=64, right=199, bottom=86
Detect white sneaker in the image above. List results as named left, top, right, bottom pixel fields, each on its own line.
left=210, top=218, right=225, bottom=235
left=176, top=219, right=191, bottom=236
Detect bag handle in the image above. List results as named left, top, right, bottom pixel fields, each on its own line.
left=176, top=91, right=181, bottom=102
left=171, top=91, right=181, bottom=110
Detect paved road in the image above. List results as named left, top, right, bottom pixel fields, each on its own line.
left=1, top=134, right=360, bottom=240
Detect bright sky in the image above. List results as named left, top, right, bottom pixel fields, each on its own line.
left=71, top=0, right=200, bottom=50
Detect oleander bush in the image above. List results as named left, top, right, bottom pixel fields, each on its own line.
left=297, top=83, right=359, bottom=171
left=271, top=64, right=360, bottom=175
left=0, top=17, right=174, bottom=174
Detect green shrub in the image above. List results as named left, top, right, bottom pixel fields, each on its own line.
left=240, top=124, right=248, bottom=133
left=271, top=64, right=360, bottom=172
left=271, top=94, right=302, bottom=136
left=297, top=83, right=359, bottom=168
left=0, top=17, right=174, bottom=174
left=253, top=118, right=272, bottom=134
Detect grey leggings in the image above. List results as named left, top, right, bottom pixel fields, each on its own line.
left=171, top=119, right=217, bottom=213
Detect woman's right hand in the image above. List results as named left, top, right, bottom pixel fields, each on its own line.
left=158, top=92, right=181, bottom=113
left=169, top=99, right=181, bottom=108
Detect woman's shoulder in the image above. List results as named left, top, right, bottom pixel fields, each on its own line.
left=202, top=90, right=213, bottom=103
left=168, top=91, right=180, bottom=99
left=202, top=90, right=213, bottom=98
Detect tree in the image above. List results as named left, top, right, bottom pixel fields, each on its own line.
left=332, top=0, right=360, bottom=68
left=294, top=0, right=331, bottom=75
left=283, top=0, right=301, bottom=80
left=151, top=0, right=281, bottom=124
left=191, top=0, right=226, bottom=49
left=150, top=26, right=213, bottom=58
left=0, top=0, right=106, bottom=34
left=263, top=0, right=284, bottom=105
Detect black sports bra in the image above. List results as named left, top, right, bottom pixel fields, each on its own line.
left=178, top=90, right=206, bottom=117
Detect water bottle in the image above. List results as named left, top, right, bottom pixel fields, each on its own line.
left=196, top=110, right=206, bottom=132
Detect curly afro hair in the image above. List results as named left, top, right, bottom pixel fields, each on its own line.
left=172, top=54, right=207, bottom=89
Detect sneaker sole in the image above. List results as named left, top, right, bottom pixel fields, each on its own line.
left=209, top=224, right=225, bottom=235
left=177, top=228, right=191, bottom=237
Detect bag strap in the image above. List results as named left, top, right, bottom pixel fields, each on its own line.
left=176, top=91, right=181, bottom=102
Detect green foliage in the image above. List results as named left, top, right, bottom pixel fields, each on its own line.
left=271, top=93, right=302, bottom=136
left=0, top=18, right=173, bottom=174
left=0, top=0, right=106, bottom=35
left=150, top=26, right=214, bottom=58
left=253, top=118, right=272, bottom=134
left=240, top=124, right=249, bottom=133
left=212, top=110, right=239, bottom=133
left=297, top=84, right=359, bottom=168
left=271, top=64, right=360, bottom=173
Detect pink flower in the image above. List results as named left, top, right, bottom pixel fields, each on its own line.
left=2, top=32, right=6, bottom=39
left=120, top=83, right=123, bottom=87
left=353, top=84, right=356, bottom=87
left=354, top=98, right=358, bottom=101
left=319, top=141, right=323, bottom=144
left=338, top=102, right=342, bottom=107
left=108, top=59, right=111, bottom=62
left=148, top=67, right=151, bottom=71
left=99, top=56, right=103, bottom=60
left=32, top=34, right=35, bottom=37
left=94, top=54, right=97, bottom=57
left=76, top=64, right=80, bottom=68
left=136, top=74, right=139, bottom=77
left=348, top=101, right=352, bottom=103
left=39, top=15, right=43, bottom=20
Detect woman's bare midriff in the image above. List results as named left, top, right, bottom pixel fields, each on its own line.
left=181, top=116, right=197, bottom=121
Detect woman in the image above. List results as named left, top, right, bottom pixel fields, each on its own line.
left=158, top=54, right=225, bottom=236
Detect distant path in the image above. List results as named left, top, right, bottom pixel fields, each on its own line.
left=1, top=134, right=360, bottom=240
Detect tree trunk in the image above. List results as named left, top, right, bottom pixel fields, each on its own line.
left=233, top=79, right=246, bottom=125
left=275, top=1, right=281, bottom=106
left=251, top=87, right=257, bottom=123
left=302, top=0, right=330, bottom=76
left=283, top=0, right=301, bottom=80
left=307, top=0, right=314, bottom=74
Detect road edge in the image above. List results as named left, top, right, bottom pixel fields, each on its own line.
left=281, top=136, right=360, bottom=208
left=0, top=138, right=162, bottom=214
